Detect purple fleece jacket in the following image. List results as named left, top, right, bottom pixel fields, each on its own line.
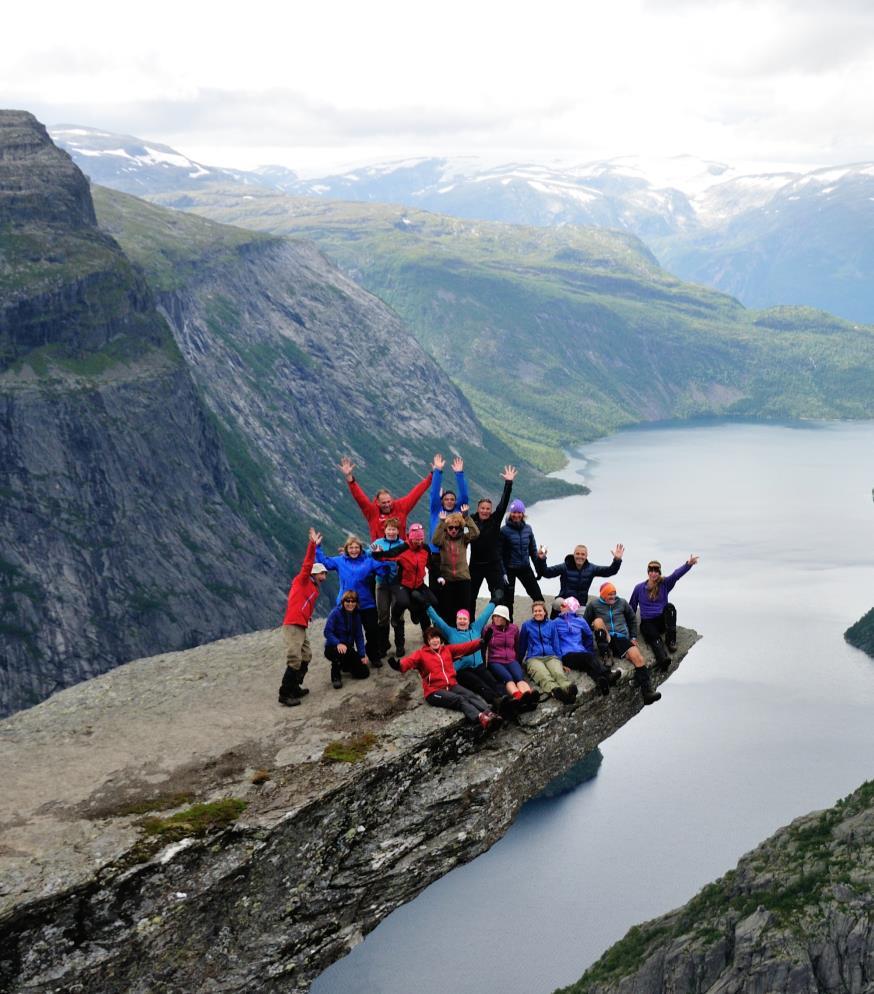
left=629, top=562, right=693, bottom=619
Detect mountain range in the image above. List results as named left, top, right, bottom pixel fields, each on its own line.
left=52, top=127, right=874, bottom=324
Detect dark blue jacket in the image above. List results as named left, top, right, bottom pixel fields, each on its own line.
left=538, top=554, right=621, bottom=600
left=501, top=518, right=538, bottom=570
left=324, top=606, right=366, bottom=656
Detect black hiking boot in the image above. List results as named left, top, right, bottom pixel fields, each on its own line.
left=634, top=666, right=662, bottom=706
left=278, top=693, right=301, bottom=707
left=330, top=665, right=342, bottom=690
left=279, top=666, right=308, bottom=702
left=651, top=637, right=673, bottom=671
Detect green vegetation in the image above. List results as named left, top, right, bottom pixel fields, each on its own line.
left=322, top=732, right=378, bottom=763
left=558, top=780, right=874, bottom=993
left=139, top=798, right=248, bottom=842
left=845, top=606, right=874, bottom=657
left=112, top=791, right=196, bottom=818
left=149, top=187, right=874, bottom=468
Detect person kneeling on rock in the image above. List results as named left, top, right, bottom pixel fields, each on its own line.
left=584, top=583, right=661, bottom=706
left=323, top=591, right=371, bottom=690
left=388, top=626, right=502, bottom=731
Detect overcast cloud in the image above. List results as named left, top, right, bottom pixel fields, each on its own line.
left=4, top=0, right=874, bottom=172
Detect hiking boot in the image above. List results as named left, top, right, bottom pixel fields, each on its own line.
left=665, top=603, right=678, bottom=652
left=278, top=694, right=301, bottom=707
left=634, top=666, right=662, bottom=706
left=387, top=656, right=401, bottom=672
left=371, top=657, right=384, bottom=669
left=609, top=668, right=622, bottom=686
left=566, top=682, right=578, bottom=700
left=497, top=695, right=518, bottom=721
left=478, top=710, right=500, bottom=731
left=551, top=687, right=569, bottom=703
left=596, top=676, right=611, bottom=696
left=651, top=637, right=672, bottom=671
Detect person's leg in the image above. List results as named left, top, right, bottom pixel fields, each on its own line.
left=545, top=656, right=574, bottom=694
left=640, top=615, right=672, bottom=669
left=664, top=603, right=678, bottom=652
left=376, top=585, right=392, bottom=657
left=468, top=562, right=486, bottom=613
left=447, top=580, right=471, bottom=622
left=279, top=625, right=310, bottom=703
left=324, top=644, right=345, bottom=689
left=456, top=665, right=505, bottom=708
left=525, top=656, right=560, bottom=694
left=340, top=654, right=371, bottom=679
left=359, top=607, right=382, bottom=667
left=504, top=569, right=518, bottom=621
left=517, top=565, right=544, bottom=603
left=564, top=651, right=612, bottom=694
left=426, top=686, right=490, bottom=723
left=484, top=563, right=505, bottom=606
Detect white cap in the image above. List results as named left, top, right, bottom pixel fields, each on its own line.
left=492, top=605, right=511, bottom=621
left=310, top=563, right=328, bottom=575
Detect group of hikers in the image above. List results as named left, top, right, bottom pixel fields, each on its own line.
left=278, top=454, right=698, bottom=731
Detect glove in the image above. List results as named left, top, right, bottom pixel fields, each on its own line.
left=480, top=627, right=493, bottom=647
left=388, top=656, right=401, bottom=672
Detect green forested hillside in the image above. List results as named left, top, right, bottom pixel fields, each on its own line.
left=150, top=187, right=874, bottom=470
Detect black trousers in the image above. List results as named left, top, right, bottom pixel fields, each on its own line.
left=358, top=606, right=381, bottom=663
left=639, top=604, right=677, bottom=644
left=393, top=584, right=439, bottom=628
left=438, top=579, right=471, bottom=624
left=455, top=664, right=507, bottom=706
left=504, top=565, right=543, bottom=621
left=563, top=651, right=612, bottom=684
left=426, top=685, right=490, bottom=723
left=325, top=644, right=370, bottom=679
left=469, top=561, right=505, bottom=613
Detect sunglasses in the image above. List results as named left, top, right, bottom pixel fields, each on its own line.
left=648, top=568, right=661, bottom=574
left=342, top=597, right=358, bottom=603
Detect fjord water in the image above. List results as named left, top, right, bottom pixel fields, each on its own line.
left=313, top=420, right=874, bottom=994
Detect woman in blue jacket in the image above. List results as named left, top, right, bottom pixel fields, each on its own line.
left=316, top=534, right=383, bottom=667
left=518, top=601, right=577, bottom=703
left=500, top=500, right=544, bottom=621
left=323, top=591, right=370, bottom=688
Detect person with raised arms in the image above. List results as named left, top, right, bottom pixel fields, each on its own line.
left=518, top=600, right=578, bottom=704
left=536, top=543, right=624, bottom=616
left=427, top=453, right=469, bottom=587
left=323, top=590, right=370, bottom=689
left=315, top=533, right=384, bottom=668
left=469, top=465, right=516, bottom=612
left=388, top=626, right=502, bottom=731
left=629, top=556, right=699, bottom=670
left=339, top=454, right=435, bottom=541
left=425, top=601, right=516, bottom=719
left=584, top=582, right=661, bottom=706
left=278, top=527, right=328, bottom=708
left=432, top=505, right=479, bottom=623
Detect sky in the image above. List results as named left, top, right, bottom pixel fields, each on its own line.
left=5, top=0, right=874, bottom=175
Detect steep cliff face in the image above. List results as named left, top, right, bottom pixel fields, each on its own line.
left=0, top=614, right=697, bottom=993
left=0, top=112, right=282, bottom=714
left=559, top=780, right=874, bottom=994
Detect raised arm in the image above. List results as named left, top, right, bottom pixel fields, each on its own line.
left=452, top=456, right=470, bottom=508
left=665, top=557, right=697, bottom=590
left=396, top=459, right=437, bottom=513
left=370, top=541, right=409, bottom=560
left=471, top=601, right=496, bottom=635
left=462, top=509, right=479, bottom=543
left=426, top=606, right=453, bottom=640
left=592, top=544, right=625, bottom=577
left=493, top=469, right=515, bottom=521
left=432, top=517, right=447, bottom=548
left=429, top=454, right=445, bottom=517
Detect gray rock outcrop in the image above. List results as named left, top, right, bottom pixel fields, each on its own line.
left=0, top=612, right=698, bottom=993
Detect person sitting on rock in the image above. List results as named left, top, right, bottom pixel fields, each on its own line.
left=552, top=596, right=620, bottom=696
left=518, top=600, right=578, bottom=704
left=339, top=455, right=435, bottom=541
left=483, top=604, right=538, bottom=710
left=425, top=601, right=516, bottom=719
left=432, top=507, right=479, bottom=623
left=323, top=590, right=370, bottom=689
left=370, top=517, right=405, bottom=661
left=370, top=522, right=438, bottom=655
left=388, top=626, right=502, bottom=731
left=536, top=543, right=624, bottom=616
left=629, top=556, right=699, bottom=670
left=428, top=453, right=469, bottom=588
left=279, top=527, right=328, bottom=707
left=584, top=583, right=661, bottom=706
left=469, top=465, right=516, bottom=611
left=316, top=533, right=384, bottom=668
left=500, top=499, right=544, bottom=621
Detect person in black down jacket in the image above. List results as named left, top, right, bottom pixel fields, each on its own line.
left=469, top=465, right=516, bottom=612
left=537, top=543, right=624, bottom=616
left=500, top=499, right=544, bottom=621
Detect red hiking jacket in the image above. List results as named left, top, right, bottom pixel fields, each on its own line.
left=400, top=639, right=481, bottom=697
left=282, top=541, right=322, bottom=626
left=347, top=472, right=432, bottom=540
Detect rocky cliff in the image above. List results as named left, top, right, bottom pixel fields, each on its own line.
left=558, top=779, right=874, bottom=994
left=0, top=111, right=282, bottom=714
left=1, top=111, right=574, bottom=716
left=0, top=612, right=697, bottom=994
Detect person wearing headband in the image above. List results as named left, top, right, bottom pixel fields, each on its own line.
left=629, top=556, right=699, bottom=669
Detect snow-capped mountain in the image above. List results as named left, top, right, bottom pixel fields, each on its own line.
left=50, top=125, right=299, bottom=195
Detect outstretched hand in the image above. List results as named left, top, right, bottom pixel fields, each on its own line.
left=612, top=543, right=625, bottom=559
left=537, top=544, right=548, bottom=559
left=459, top=503, right=470, bottom=516
left=309, top=527, right=322, bottom=545
left=438, top=510, right=448, bottom=520
left=501, top=465, right=517, bottom=481
left=339, top=457, right=355, bottom=481
left=687, top=554, right=700, bottom=565
left=432, top=453, right=445, bottom=471
left=451, top=456, right=464, bottom=473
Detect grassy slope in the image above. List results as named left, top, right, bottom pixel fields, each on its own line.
left=146, top=187, right=874, bottom=469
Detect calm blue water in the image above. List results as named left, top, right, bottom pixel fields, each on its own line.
left=314, top=420, right=874, bottom=994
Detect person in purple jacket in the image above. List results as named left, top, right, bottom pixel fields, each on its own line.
left=629, top=555, right=699, bottom=670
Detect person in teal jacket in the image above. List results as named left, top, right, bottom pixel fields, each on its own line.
left=426, top=601, right=514, bottom=716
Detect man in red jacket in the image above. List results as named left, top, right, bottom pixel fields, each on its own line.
left=339, top=455, right=435, bottom=540
left=279, top=527, right=328, bottom=707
